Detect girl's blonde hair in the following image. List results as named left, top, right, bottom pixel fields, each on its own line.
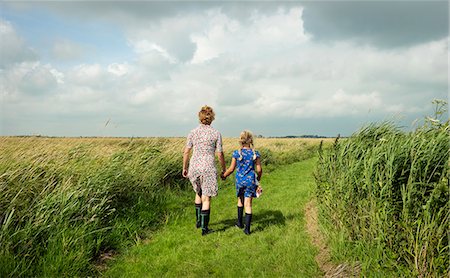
left=238, top=130, right=256, bottom=160
left=239, top=130, right=254, bottom=148
left=198, top=105, right=215, bottom=125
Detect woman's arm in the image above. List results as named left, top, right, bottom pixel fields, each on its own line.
left=182, top=147, right=191, bottom=178
left=217, top=151, right=226, bottom=174
left=222, top=157, right=237, bottom=178
left=255, top=157, right=262, bottom=181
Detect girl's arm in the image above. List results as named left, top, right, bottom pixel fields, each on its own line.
left=182, top=147, right=191, bottom=178
left=255, top=157, right=262, bottom=181
left=222, top=157, right=237, bottom=178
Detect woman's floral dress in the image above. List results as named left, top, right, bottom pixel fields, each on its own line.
left=186, top=124, right=223, bottom=197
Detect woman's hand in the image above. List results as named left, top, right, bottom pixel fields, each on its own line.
left=221, top=158, right=236, bottom=181
left=182, top=147, right=191, bottom=178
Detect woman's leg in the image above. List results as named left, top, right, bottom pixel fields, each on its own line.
left=201, top=195, right=210, bottom=210
left=194, top=192, right=202, bottom=228
left=195, top=192, right=202, bottom=204
left=244, top=197, right=253, bottom=235
left=200, top=195, right=212, bottom=235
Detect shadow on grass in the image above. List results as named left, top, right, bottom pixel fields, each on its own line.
left=213, top=210, right=286, bottom=234
left=252, top=210, right=286, bottom=232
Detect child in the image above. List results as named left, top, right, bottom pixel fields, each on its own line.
left=222, top=130, right=263, bottom=235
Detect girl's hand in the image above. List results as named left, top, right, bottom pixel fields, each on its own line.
left=256, top=186, right=263, bottom=197
left=182, top=169, right=188, bottom=178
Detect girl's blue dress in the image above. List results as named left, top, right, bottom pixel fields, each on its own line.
left=232, top=149, right=260, bottom=197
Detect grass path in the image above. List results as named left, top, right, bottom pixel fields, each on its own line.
left=105, top=158, right=322, bottom=277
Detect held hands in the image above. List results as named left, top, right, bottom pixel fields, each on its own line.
left=220, top=170, right=227, bottom=181
left=182, top=169, right=188, bottom=178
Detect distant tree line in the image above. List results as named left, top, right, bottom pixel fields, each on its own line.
left=260, top=135, right=331, bottom=139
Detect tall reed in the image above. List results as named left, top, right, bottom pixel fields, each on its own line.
left=315, top=101, right=449, bottom=276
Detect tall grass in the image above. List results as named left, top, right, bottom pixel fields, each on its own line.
left=0, top=136, right=322, bottom=277
left=315, top=101, right=449, bottom=276
left=0, top=138, right=186, bottom=276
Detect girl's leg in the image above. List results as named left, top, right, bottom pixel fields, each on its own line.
left=244, top=197, right=253, bottom=235
left=244, top=197, right=252, bottom=214
left=200, top=195, right=212, bottom=235
left=194, top=192, right=202, bottom=228
left=236, top=194, right=244, bottom=228
left=237, top=195, right=244, bottom=207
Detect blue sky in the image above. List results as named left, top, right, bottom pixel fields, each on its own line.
left=0, top=1, right=448, bottom=137
left=1, top=5, right=134, bottom=66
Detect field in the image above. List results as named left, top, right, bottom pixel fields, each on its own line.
left=1, top=110, right=448, bottom=277
left=0, top=136, right=329, bottom=277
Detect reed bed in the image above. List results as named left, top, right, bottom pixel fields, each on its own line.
left=315, top=104, right=449, bottom=276
left=0, top=136, right=324, bottom=277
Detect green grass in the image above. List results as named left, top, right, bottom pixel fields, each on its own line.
left=315, top=111, right=449, bottom=276
left=0, top=138, right=187, bottom=277
left=105, top=159, right=321, bottom=277
left=0, top=137, right=323, bottom=277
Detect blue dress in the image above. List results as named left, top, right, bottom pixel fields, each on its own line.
left=232, top=149, right=261, bottom=198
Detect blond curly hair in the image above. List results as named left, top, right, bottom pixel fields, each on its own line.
left=198, top=105, right=215, bottom=125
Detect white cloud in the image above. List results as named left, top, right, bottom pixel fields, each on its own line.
left=0, top=19, right=37, bottom=67
left=1, top=62, right=60, bottom=98
left=107, top=63, right=128, bottom=76
left=128, top=85, right=158, bottom=106
left=125, top=12, right=202, bottom=63
left=49, top=68, right=64, bottom=84
left=68, top=64, right=104, bottom=86
left=190, top=9, right=242, bottom=63
left=19, top=64, right=58, bottom=94
left=1, top=5, right=447, bottom=136
left=191, top=7, right=309, bottom=64
left=130, top=40, right=177, bottom=64
left=300, top=89, right=383, bottom=117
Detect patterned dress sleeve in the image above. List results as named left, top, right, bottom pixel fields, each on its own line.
left=215, top=132, right=223, bottom=152
left=186, top=132, right=193, bottom=148
left=232, top=150, right=240, bottom=159
left=255, top=150, right=261, bottom=158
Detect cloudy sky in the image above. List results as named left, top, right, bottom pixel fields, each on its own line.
left=0, top=1, right=448, bottom=137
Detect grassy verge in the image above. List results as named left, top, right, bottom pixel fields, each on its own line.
left=314, top=105, right=449, bottom=276
left=0, top=138, right=186, bottom=277
left=105, top=158, right=322, bottom=277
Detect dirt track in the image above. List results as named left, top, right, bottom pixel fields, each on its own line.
left=305, top=200, right=361, bottom=277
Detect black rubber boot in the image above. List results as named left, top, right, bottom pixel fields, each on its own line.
left=236, top=206, right=244, bottom=228
left=244, top=213, right=252, bottom=235
left=195, top=203, right=202, bottom=228
left=201, top=210, right=212, bottom=236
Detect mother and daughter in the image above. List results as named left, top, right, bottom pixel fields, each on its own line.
left=182, top=105, right=263, bottom=236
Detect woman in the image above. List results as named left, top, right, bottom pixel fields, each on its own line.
left=182, top=105, right=226, bottom=236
